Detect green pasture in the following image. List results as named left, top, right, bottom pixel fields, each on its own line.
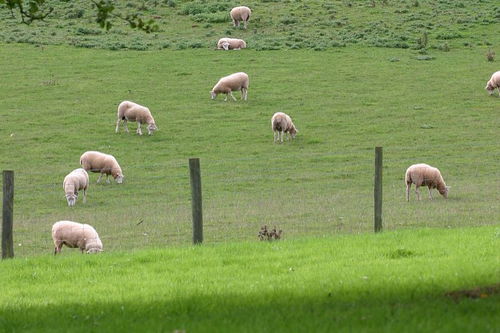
left=0, top=0, right=499, bottom=331
left=0, top=0, right=498, bottom=51
left=0, top=41, right=499, bottom=256
left=0, top=227, right=498, bottom=332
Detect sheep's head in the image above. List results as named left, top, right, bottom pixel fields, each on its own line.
left=86, top=247, right=103, bottom=254
left=210, top=91, right=217, bottom=100
left=147, top=123, right=158, bottom=135
left=65, top=194, right=77, bottom=207
left=115, top=175, right=124, bottom=184
left=443, top=186, right=451, bottom=198
left=222, top=42, right=230, bottom=50
left=289, top=126, right=298, bottom=139
left=485, top=82, right=495, bottom=94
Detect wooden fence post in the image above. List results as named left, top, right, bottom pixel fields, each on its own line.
left=374, top=147, right=383, bottom=233
left=189, top=158, right=203, bottom=244
left=2, top=170, right=14, bottom=259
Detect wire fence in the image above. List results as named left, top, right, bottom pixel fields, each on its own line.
left=2, top=143, right=499, bottom=258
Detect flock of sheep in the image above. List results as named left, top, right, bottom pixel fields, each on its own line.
left=52, top=5, right=500, bottom=255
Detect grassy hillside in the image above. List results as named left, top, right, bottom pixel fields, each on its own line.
left=0, top=227, right=498, bottom=332
left=0, top=2, right=498, bottom=254
left=0, top=0, right=498, bottom=51
left=0, top=1, right=498, bottom=332
left=0, top=42, right=498, bottom=256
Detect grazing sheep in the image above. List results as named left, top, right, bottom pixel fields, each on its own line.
left=217, top=38, right=247, bottom=50
left=405, top=163, right=450, bottom=201
left=230, top=6, right=251, bottom=29
left=52, top=220, right=103, bottom=255
left=80, top=151, right=124, bottom=184
left=63, top=168, right=89, bottom=207
left=485, top=71, right=500, bottom=95
left=116, top=100, right=158, bottom=136
left=271, top=112, right=298, bottom=143
left=210, top=72, right=249, bottom=101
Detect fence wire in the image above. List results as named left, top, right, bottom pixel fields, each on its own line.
left=2, top=144, right=499, bottom=257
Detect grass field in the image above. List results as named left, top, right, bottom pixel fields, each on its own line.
left=0, top=0, right=498, bottom=51
left=0, top=227, right=499, bottom=332
left=0, top=0, right=499, bottom=331
left=0, top=42, right=498, bottom=256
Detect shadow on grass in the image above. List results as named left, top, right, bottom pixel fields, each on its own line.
left=1, top=290, right=498, bottom=332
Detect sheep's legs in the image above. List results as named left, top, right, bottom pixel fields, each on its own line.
left=242, top=88, right=248, bottom=100
left=274, top=131, right=282, bottom=143
left=117, top=119, right=130, bottom=133
left=97, top=174, right=103, bottom=184
left=406, top=183, right=411, bottom=201
left=54, top=243, right=62, bottom=255
left=427, top=186, right=433, bottom=200
left=415, top=186, right=421, bottom=200
left=136, top=122, right=143, bottom=135
left=115, top=119, right=121, bottom=133
left=82, top=189, right=86, bottom=203
left=106, top=174, right=111, bottom=184
left=229, top=92, right=237, bottom=101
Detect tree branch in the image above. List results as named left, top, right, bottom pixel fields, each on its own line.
left=90, top=0, right=158, bottom=33
left=0, top=0, right=158, bottom=32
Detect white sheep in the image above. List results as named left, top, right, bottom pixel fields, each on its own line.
left=116, top=100, right=158, bottom=136
left=230, top=6, right=251, bottom=29
left=271, top=112, right=298, bottom=143
left=63, top=168, right=89, bottom=207
left=405, top=163, right=450, bottom=201
left=80, top=151, right=124, bottom=184
left=217, top=38, right=247, bottom=50
left=210, top=72, right=249, bottom=101
left=485, top=71, right=500, bottom=95
left=52, top=220, right=103, bottom=255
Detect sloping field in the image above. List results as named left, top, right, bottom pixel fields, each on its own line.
left=0, top=40, right=499, bottom=256
left=0, top=0, right=498, bottom=51
left=0, top=0, right=498, bottom=331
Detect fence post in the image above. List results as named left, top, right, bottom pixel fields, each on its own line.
left=189, top=158, right=203, bottom=244
left=374, top=147, right=383, bottom=233
left=2, top=170, right=14, bottom=259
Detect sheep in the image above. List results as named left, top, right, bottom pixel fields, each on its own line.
left=230, top=6, right=251, bottom=29
left=210, top=72, right=249, bottom=101
left=80, top=151, right=124, bottom=184
left=217, top=38, right=247, bottom=50
left=405, top=163, right=450, bottom=201
left=485, top=71, right=500, bottom=95
left=271, top=112, right=298, bottom=143
left=63, top=168, right=89, bottom=207
left=116, top=100, right=158, bottom=136
left=52, top=220, right=103, bottom=255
